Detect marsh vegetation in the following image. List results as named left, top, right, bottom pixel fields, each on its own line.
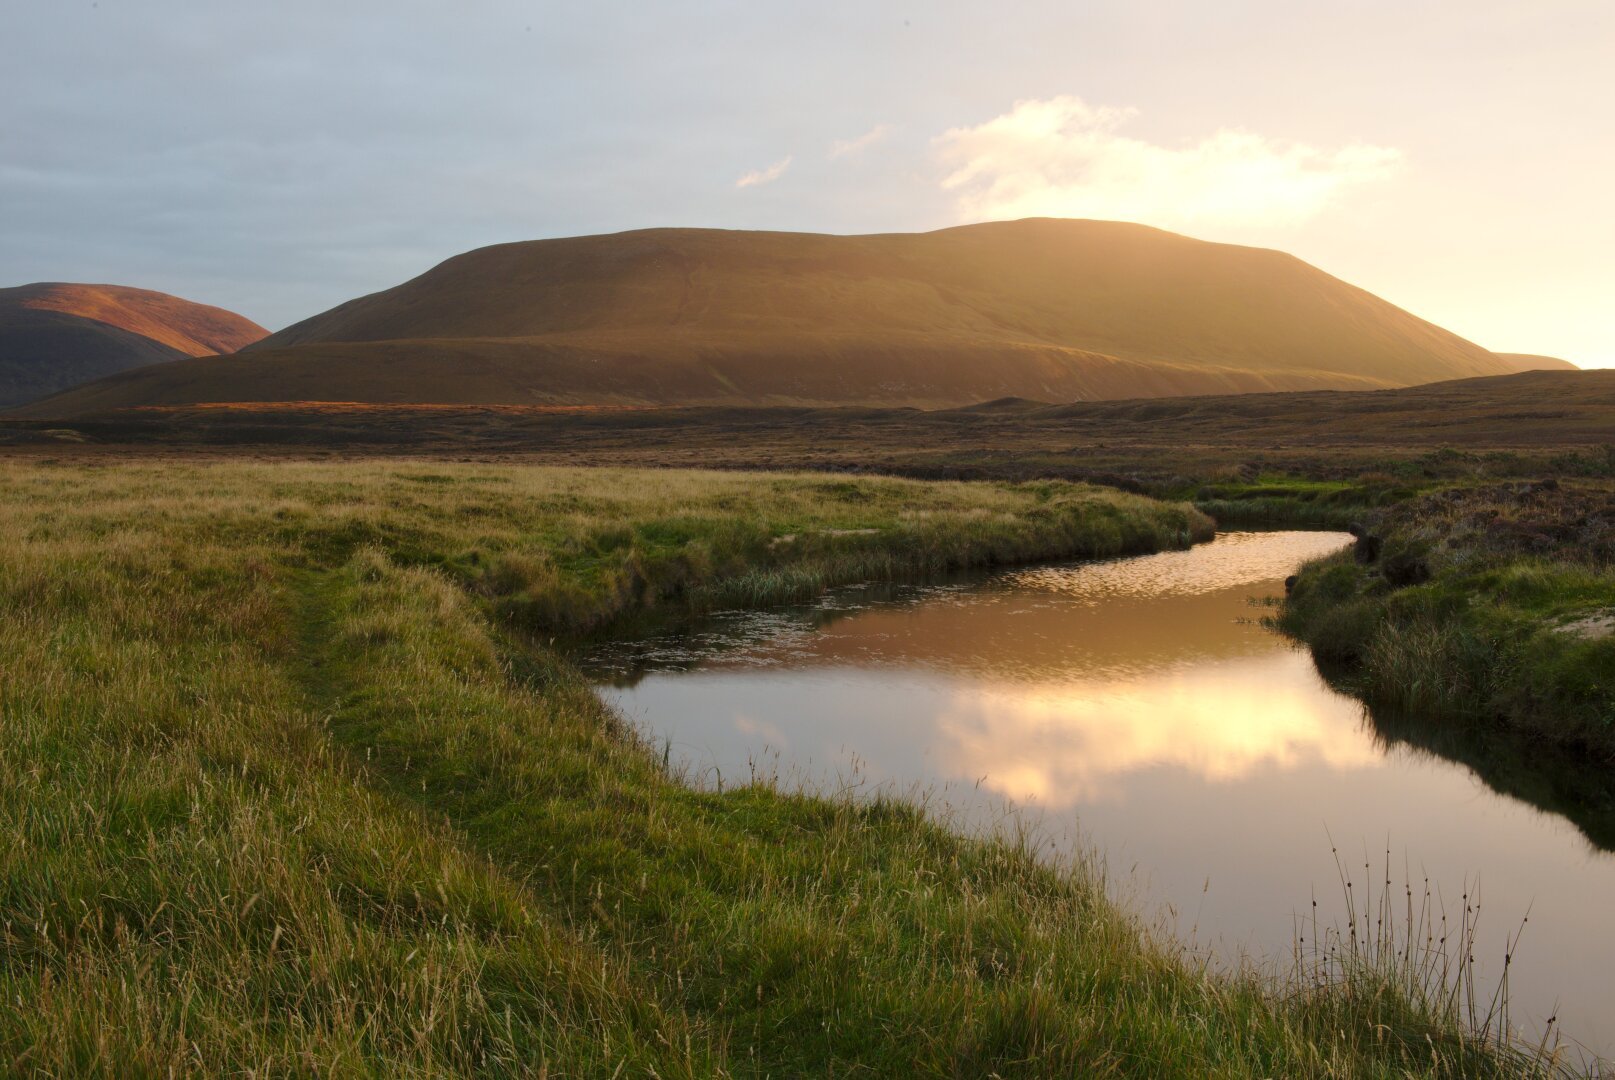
left=1280, top=478, right=1615, bottom=753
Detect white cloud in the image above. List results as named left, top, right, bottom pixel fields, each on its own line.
left=828, top=123, right=891, bottom=159
left=933, top=96, right=1401, bottom=230
left=735, top=155, right=793, bottom=189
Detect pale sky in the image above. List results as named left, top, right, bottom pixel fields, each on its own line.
left=6, top=1, right=1612, bottom=365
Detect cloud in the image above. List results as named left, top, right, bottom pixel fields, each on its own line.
left=828, top=124, right=891, bottom=159
left=934, top=96, right=1401, bottom=230
left=735, top=155, right=793, bottom=189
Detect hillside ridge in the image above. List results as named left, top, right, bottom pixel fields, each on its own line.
left=0, top=283, right=266, bottom=406
left=24, top=220, right=1530, bottom=411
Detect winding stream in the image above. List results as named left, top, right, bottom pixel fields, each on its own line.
left=581, top=531, right=1614, bottom=1061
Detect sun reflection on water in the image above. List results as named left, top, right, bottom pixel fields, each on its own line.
left=928, top=653, right=1377, bottom=807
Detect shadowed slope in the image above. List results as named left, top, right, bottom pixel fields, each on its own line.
left=28, top=221, right=1526, bottom=410
left=0, top=283, right=267, bottom=406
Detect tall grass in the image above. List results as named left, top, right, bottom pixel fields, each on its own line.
left=1290, top=846, right=1562, bottom=1073
left=0, top=459, right=1577, bottom=1075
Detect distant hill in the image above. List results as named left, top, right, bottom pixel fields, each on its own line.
left=0, top=283, right=266, bottom=407
left=1494, top=353, right=1578, bottom=373
left=18, top=220, right=1533, bottom=412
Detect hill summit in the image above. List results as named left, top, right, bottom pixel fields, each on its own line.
left=18, top=220, right=1549, bottom=413
left=0, top=283, right=266, bottom=407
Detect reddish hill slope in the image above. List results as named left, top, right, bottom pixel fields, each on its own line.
left=0, top=283, right=266, bottom=406
left=19, top=220, right=1528, bottom=412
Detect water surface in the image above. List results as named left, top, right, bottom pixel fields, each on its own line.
left=584, top=531, right=1614, bottom=1060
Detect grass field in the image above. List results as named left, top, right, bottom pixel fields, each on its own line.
left=0, top=460, right=1571, bottom=1076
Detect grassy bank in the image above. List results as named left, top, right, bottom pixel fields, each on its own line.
left=1176, top=450, right=1564, bottom=529
left=1279, top=479, right=1615, bottom=754
left=0, top=459, right=1560, bottom=1076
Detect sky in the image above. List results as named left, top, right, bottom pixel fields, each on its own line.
left=5, top=1, right=1612, bottom=365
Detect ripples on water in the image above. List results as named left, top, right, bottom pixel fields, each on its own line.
left=1008, top=528, right=1342, bottom=599
left=582, top=531, right=1615, bottom=1061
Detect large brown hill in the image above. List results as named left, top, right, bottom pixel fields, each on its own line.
left=20, top=220, right=1533, bottom=412
left=0, top=283, right=266, bottom=406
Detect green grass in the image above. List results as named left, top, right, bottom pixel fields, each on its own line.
left=1180, top=470, right=1423, bottom=528
left=0, top=460, right=1571, bottom=1076
left=1278, top=480, right=1615, bottom=751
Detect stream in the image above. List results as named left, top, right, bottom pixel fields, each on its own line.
left=580, top=530, right=1613, bottom=1061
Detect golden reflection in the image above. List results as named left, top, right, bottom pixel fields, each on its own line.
left=693, top=531, right=1354, bottom=685
left=930, top=652, right=1376, bottom=807
left=1006, top=529, right=1351, bottom=600
left=605, top=532, right=1369, bottom=800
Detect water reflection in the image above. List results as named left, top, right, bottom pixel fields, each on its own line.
left=1364, top=701, right=1615, bottom=853
left=930, top=655, right=1381, bottom=805
left=591, top=531, right=1355, bottom=686
left=585, top=531, right=1615, bottom=1060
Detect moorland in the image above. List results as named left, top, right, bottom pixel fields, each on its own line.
left=0, top=458, right=1577, bottom=1076
left=9, top=369, right=1615, bottom=800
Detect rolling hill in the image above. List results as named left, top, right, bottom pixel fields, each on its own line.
left=15, top=220, right=1540, bottom=413
left=0, top=283, right=267, bottom=407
